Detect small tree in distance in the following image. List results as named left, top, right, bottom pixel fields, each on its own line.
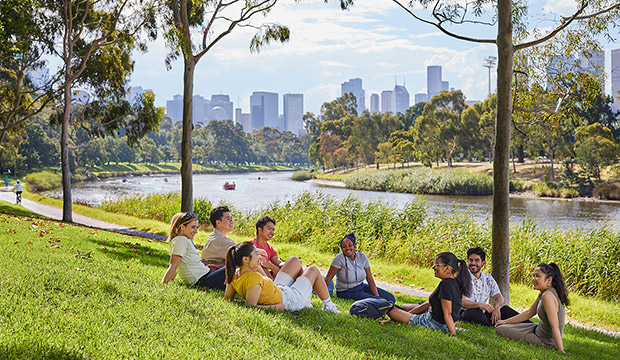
left=162, top=0, right=290, bottom=212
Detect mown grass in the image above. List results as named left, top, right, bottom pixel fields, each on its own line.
left=344, top=168, right=494, bottom=195
left=0, top=206, right=618, bottom=359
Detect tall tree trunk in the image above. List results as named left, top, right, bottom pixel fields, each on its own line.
left=517, top=144, right=524, bottom=163
left=180, top=58, right=195, bottom=212
left=61, top=81, right=73, bottom=222
left=492, top=0, right=513, bottom=303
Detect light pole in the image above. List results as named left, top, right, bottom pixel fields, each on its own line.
left=483, top=56, right=497, bottom=95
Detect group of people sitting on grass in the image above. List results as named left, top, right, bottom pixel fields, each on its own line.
left=162, top=208, right=568, bottom=353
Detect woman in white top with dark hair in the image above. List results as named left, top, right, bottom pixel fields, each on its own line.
left=161, top=212, right=226, bottom=290
left=324, top=233, right=395, bottom=302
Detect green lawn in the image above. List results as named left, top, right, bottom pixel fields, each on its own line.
left=0, top=204, right=618, bottom=359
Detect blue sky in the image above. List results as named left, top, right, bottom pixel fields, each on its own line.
left=128, top=0, right=620, bottom=116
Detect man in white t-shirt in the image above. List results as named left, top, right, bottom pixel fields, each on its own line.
left=460, top=247, right=527, bottom=326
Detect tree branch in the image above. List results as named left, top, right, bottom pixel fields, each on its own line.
left=392, top=0, right=495, bottom=44
left=515, top=3, right=588, bottom=50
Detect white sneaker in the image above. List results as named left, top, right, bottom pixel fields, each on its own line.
left=303, top=299, right=313, bottom=309
left=322, top=303, right=340, bottom=314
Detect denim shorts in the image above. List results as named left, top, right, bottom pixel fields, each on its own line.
left=273, top=272, right=313, bottom=311
left=408, top=311, right=448, bottom=331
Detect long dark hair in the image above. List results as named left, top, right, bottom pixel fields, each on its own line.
left=225, top=241, right=255, bottom=284
left=537, top=263, right=570, bottom=306
left=436, top=252, right=472, bottom=297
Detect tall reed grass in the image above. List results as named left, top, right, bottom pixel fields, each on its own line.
left=344, top=168, right=493, bottom=195
left=101, top=191, right=620, bottom=301
left=100, top=192, right=213, bottom=225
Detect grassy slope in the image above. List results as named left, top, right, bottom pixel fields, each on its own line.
left=13, top=192, right=620, bottom=333
left=1, top=205, right=618, bottom=359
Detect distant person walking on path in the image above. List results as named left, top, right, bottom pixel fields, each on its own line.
left=324, top=232, right=395, bottom=302
left=380, top=252, right=472, bottom=336
left=4, top=176, right=9, bottom=187
left=13, top=180, right=22, bottom=204
left=225, top=241, right=339, bottom=313
left=460, top=247, right=527, bottom=326
left=495, top=263, right=568, bottom=353
left=161, top=212, right=226, bottom=290
left=201, top=206, right=237, bottom=271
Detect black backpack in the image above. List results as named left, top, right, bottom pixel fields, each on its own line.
left=349, top=298, right=395, bottom=319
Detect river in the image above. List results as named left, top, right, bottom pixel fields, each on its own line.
left=46, top=171, right=620, bottom=230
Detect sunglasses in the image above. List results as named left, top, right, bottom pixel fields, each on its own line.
left=181, top=212, right=198, bottom=222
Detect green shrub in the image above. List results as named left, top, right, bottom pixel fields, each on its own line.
left=291, top=170, right=315, bottom=181
left=593, top=183, right=620, bottom=200
left=344, top=168, right=493, bottom=195
left=24, top=171, right=62, bottom=192
left=100, top=192, right=212, bottom=225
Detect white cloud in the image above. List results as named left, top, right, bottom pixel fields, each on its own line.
left=318, top=60, right=353, bottom=68
left=542, top=0, right=578, bottom=16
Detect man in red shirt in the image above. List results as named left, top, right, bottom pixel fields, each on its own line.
left=251, top=216, right=284, bottom=279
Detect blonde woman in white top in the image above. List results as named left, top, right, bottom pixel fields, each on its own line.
left=162, top=212, right=226, bottom=290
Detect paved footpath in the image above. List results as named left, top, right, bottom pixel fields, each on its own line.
left=0, top=188, right=165, bottom=240
left=1, top=187, right=618, bottom=337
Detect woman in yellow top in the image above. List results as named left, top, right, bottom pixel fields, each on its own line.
left=224, top=241, right=339, bottom=313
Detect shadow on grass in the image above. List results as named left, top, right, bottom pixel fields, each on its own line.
left=0, top=202, right=50, bottom=219
left=285, top=311, right=620, bottom=360
left=0, top=345, right=86, bottom=360
left=83, top=237, right=170, bottom=268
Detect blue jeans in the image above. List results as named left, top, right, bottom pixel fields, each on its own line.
left=336, top=283, right=396, bottom=303
left=195, top=267, right=226, bottom=290
left=408, top=311, right=447, bottom=331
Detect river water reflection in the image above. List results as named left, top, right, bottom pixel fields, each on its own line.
left=48, top=171, right=620, bottom=230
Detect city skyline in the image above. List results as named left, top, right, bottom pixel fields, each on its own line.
left=38, top=1, right=619, bottom=117
left=131, top=1, right=618, bottom=115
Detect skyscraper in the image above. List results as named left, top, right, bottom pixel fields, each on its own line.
left=370, top=93, right=380, bottom=113
left=283, top=93, right=304, bottom=134
left=341, top=78, right=365, bottom=114
left=546, top=55, right=578, bottom=90
left=250, top=91, right=278, bottom=130
left=166, top=94, right=183, bottom=122
left=414, top=93, right=428, bottom=104
left=612, top=49, right=620, bottom=112
left=381, top=90, right=394, bottom=113
left=236, top=108, right=252, bottom=132
left=441, top=81, right=450, bottom=92
left=427, top=65, right=442, bottom=100
left=208, top=94, right=233, bottom=121
left=393, top=84, right=410, bottom=114
left=192, top=95, right=208, bottom=124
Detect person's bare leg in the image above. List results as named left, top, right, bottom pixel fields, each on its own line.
left=280, top=256, right=303, bottom=279
left=386, top=307, right=414, bottom=324
left=301, top=266, right=329, bottom=300
left=401, top=303, right=420, bottom=312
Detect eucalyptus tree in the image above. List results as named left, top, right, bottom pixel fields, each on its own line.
left=0, top=0, right=56, bottom=146
left=41, top=0, right=160, bottom=222
left=162, top=1, right=290, bottom=212
left=331, top=0, right=620, bottom=300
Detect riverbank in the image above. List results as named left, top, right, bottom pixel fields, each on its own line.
left=308, top=162, right=620, bottom=202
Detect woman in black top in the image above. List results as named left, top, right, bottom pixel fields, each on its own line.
left=382, top=252, right=472, bottom=336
